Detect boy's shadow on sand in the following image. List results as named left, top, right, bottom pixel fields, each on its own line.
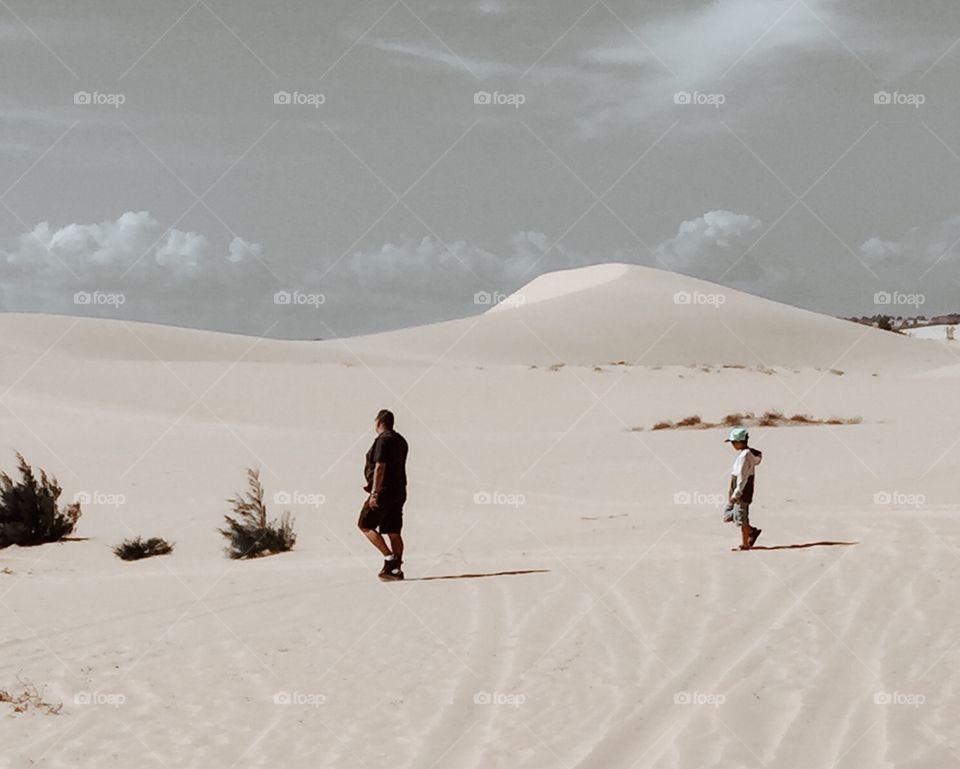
left=406, top=569, right=550, bottom=582
left=750, top=541, right=858, bottom=551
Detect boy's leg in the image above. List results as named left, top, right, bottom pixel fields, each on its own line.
left=733, top=502, right=753, bottom=549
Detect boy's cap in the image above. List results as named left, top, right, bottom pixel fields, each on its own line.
left=724, top=427, right=749, bottom=443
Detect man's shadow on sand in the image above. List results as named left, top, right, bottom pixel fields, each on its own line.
left=406, top=569, right=550, bottom=582
left=749, top=540, right=858, bottom=551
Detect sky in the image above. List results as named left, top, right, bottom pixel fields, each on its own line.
left=2, top=0, right=960, bottom=338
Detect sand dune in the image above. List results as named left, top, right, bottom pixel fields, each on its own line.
left=2, top=265, right=959, bottom=768
left=344, top=264, right=955, bottom=372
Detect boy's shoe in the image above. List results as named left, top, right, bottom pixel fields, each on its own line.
left=749, top=527, right=762, bottom=547
left=379, top=558, right=404, bottom=581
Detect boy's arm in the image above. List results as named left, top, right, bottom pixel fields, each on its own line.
left=730, top=452, right=749, bottom=501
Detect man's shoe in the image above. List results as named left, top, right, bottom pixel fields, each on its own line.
left=379, top=557, right=404, bottom=581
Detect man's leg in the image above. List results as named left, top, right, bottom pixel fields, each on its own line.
left=386, top=532, right=403, bottom=561
left=359, top=527, right=392, bottom=557
left=740, top=524, right=752, bottom=549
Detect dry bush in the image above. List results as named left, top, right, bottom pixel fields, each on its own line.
left=0, top=676, right=62, bottom=715
left=644, top=410, right=862, bottom=431
left=113, top=536, right=174, bottom=561
left=757, top=411, right=784, bottom=426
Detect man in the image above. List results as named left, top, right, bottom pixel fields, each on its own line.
left=358, top=409, right=409, bottom=580
left=723, top=427, right=763, bottom=550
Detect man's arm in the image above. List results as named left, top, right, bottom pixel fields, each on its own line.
left=369, top=462, right=386, bottom=507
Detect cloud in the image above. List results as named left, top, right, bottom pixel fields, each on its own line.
left=155, top=229, right=209, bottom=279
left=4, top=210, right=160, bottom=276
left=476, top=0, right=507, bottom=15
left=860, top=216, right=960, bottom=274
left=228, top=236, right=264, bottom=264
left=0, top=208, right=769, bottom=335
left=0, top=211, right=266, bottom=321
left=585, top=0, right=834, bottom=77
left=656, top=210, right=762, bottom=268
left=343, top=229, right=582, bottom=295
left=0, top=211, right=260, bottom=282
left=363, top=39, right=518, bottom=79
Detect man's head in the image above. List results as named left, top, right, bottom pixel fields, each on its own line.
left=375, top=409, right=395, bottom=433
left=724, top=427, right=749, bottom=450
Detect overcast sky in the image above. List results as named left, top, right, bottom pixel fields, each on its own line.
left=2, top=0, right=960, bottom=337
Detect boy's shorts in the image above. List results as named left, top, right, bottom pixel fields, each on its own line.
left=723, top=502, right=750, bottom=527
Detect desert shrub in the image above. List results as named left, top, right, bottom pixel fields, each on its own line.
left=0, top=676, right=61, bottom=715
left=0, top=453, right=81, bottom=549
left=651, top=421, right=674, bottom=431
left=757, top=411, right=784, bottom=426
left=219, top=469, right=295, bottom=559
left=723, top=413, right=751, bottom=426
left=789, top=414, right=814, bottom=424
left=113, top=536, right=174, bottom=561
left=675, top=415, right=703, bottom=428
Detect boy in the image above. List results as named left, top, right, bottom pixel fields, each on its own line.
left=723, top=427, right=763, bottom=550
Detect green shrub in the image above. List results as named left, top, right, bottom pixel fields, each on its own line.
left=0, top=453, right=81, bottom=548
left=219, top=469, right=295, bottom=559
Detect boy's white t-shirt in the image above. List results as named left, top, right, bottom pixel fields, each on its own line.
left=731, top=448, right=762, bottom=498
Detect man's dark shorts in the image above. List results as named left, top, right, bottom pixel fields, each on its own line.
left=358, top=492, right=406, bottom=534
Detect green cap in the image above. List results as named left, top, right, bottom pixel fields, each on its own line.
left=724, top=427, right=749, bottom=443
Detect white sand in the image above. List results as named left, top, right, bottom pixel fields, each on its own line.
left=902, top=323, right=958, bottom=342
left=2, top=264, right=959, bottom=768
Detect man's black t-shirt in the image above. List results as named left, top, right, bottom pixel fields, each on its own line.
left=364, top=430, right=408, bottom=497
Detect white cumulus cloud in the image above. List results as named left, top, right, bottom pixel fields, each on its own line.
left=656, top=210, right=762, bottom=268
